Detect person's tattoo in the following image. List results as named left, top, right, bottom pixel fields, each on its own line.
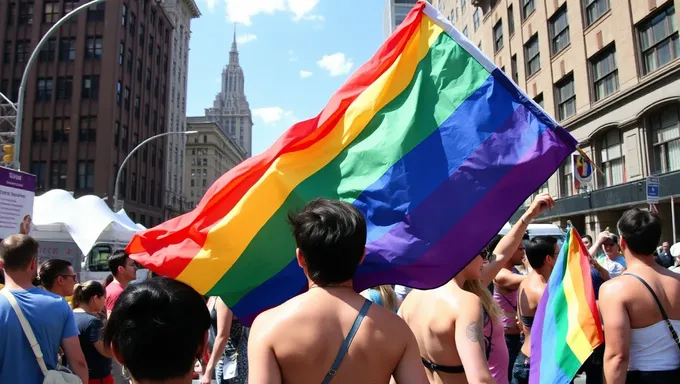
left=465, top=321, right=483, bottom=344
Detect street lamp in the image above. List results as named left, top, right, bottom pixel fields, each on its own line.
left=113, top=131, right=198, bottom=212
left=13, top=0, right=107, bottom=169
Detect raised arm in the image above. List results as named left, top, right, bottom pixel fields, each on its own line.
left=482, top=193, right=554, bottom=286
left=494, top=268, right=527, bottom=291
left=455, top=296, right=495, bottom=384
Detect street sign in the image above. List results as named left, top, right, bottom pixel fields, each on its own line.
left=647, top=176, right=659, bottom=204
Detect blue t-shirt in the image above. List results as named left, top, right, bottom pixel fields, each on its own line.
left=0, top=287, right=79, bottom=383
left=590, top=267, right=604, bottom=300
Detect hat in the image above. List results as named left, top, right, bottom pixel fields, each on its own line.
left=671, top=242, right=680, bottom=258
left=603, top=234, right=618, bottom=245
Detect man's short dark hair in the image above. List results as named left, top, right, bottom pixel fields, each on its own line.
left=525, top=236, right=558, bottom=270
left=0, top=234, right=39, bottom=271
left=108, top=250, right=129, bottom=277
left=0, top=268, right=4, bottom=285
left=617, top=208, right=662, bottom=256
left=103, top=277, right=210, bottom=381
left=38, top=258, right=72, bottom=289
left=288, top=198, right=367, bottom=286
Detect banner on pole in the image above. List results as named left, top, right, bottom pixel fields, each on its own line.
left=0, top=166, right=36, bottom=239
left=572, top=153, right=593, bottom=193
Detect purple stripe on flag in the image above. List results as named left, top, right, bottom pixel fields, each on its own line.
left=356, top=123, right=572, bottom=291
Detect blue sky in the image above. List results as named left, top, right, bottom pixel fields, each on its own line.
left=186, top=0, right=385, bottom=155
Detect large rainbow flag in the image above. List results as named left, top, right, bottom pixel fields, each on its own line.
left=530, top=226, right=604, bottom=383
left=127, top=0, right=578, bottom=324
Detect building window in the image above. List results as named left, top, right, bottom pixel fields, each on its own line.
left=473, top=8, right=480, bottom=31
left=639, top=5, right=679, bottom=75
left=154, top=78, right=159, bottom=98
left=119, top=42, right=125, bottom=65
left=649, top=105, right=680, bottom=173
left=561, top=158, right=573, bottom=197
left=493, top=20, right=504, bottom=53
left=81, top=76, right=99, bottom=100
left=59, top=38, right=76, bottom=61
left=63, top=0, right=76, bottom=23
left=38, top=38, right=56, bottom=62
left=591, top=45, right=618, bottom=101
left=124, top=87, right=130, bottom=110
left=122, top=125, right=128, bottom=151
left=85, top=36, right=103, bottom=59
left=134, top=96, right=140, bottom=117
left=555, top=74, right=575, bottom=121
left=550, top=6, right=570, bottom=55
left=524, top=35, right=540, bottom=77
left=52, top=117, right=70, bottom=143
left=19, top=2, right=34, bottom=25
left=7, top=3, right=16, bottom=26
left=127, top=49, right=133, bottom=73
left=87, top=2, right=105, bottom=21
left=116, top=81, right=122, bottom=105
left=121, top=3, right=127, bottom=26
left=114, top=121, right=120, bottom=147
left=511, top=55, right=518, bottom=83
left=141, top=177, right=146, bottom=204
left=43, top=1, right=58, bottom=24
left=30, top=162, right=46, bottom=190
left=584, top=0, right=610, bottom=27
left=463, top=26, right=469, bottom=39
left=36, top=78, right=53, bottom=102
left=51, top=161, right=67, bottom=189
left=131, top=173, right=137, bottom=200
left=77, top=161, right=95, bottom=191
left=79, top=116, right=96, bottom=142
left=140, top=24, right=145, bottom=45
left=3, top=41, right=10, bottom=64
left=522, top=0, right=535, bottom=20
left=15, top=40, right=29, bottom=63
left=137, top=59, right=142, bottom=82
left=56, top=76, right=72, bottom=100
left=600, top=130, right=625, bottom=187
left=534, top=93, right=544, bottom=109
left=508, top=5, right=515, bottom=35
left=32, top=118, right=48, bottom=143
left=146, top=68, right=151, bottom=90
left=149, top=37, right=154, bottom=57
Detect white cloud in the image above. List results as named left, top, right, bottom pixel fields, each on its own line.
left=224, top=0, right=286, bottom=25
left=317, top=53, right=354, bottom=77
left=299, top=70, right=313, bottom=78
left=204, top=0, right=217, bottom=12
left=236, top=33, right=257, bottom=45
left=288, top=50, right=298, bottom=62
left=253, top=107, right=287, bottom=124
left=223, top=0, right=323, bottom=25
left=287, top=0, right=322, bottom=21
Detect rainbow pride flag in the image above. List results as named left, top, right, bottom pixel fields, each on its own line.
left=530, top=226, right=604, bottom=383
left=127, top=1, right=577, bottom=324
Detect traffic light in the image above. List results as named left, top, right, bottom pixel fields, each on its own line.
left=2, top=144, right=13, bottom=165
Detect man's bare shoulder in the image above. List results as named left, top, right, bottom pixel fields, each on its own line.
left=599, top=277, right=628, bottom=303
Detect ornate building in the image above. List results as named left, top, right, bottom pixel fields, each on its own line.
left=205, top=31, right=253, bottom=156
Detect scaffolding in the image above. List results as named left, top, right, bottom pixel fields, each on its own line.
left=0, top=92, right=16, bottom=146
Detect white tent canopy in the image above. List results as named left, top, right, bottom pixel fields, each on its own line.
left=32, top=189, right=145, bottom=255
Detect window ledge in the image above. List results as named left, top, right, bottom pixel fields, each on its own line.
left=551, top=44, right=572, bottom=62
left=583, top=10, right=612, bottom=35
left=525, top=68, right=542, bottom=83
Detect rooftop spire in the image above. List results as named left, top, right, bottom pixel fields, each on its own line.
left=231, top=25, right=237, bottom=53
left=229, top=24, right=239, bottom=64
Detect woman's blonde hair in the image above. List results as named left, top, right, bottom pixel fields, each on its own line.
left=376, top=285, right=398, bottom=312
left=463, top=279, right=502, bottom=322
left=72, top=280, right=105, bottom=309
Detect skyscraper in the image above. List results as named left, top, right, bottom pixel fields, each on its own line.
left=0, top=0, right=173, bottom=227
left=204, top=30, right=252, bottom=156
left=158, top=0, right=201, bottom=219
left=383, top=0, right=423, bottom=37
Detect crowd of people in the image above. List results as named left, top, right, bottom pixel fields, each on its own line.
left=1, top=194, right=679, bottom=383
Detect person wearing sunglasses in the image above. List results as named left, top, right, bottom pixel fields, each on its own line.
left=38, top=258, right=78, bottom=298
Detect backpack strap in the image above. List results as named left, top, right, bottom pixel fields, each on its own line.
left=321, top=300, right=372, bottom=384
left=0, top=288, right=50, bottom=376
left=622, top=273, right=680, bottom=351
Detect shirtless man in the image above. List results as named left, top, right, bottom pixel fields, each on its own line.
left=599, top=209, right=680, bottom=383
left=247, top=198, right=427, bottom=384
left=512, top=236, right=559, bottom=384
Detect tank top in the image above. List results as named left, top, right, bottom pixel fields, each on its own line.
left=484, top=313, right=509, bottom=384
left=493, top=268, right=520, bottom=330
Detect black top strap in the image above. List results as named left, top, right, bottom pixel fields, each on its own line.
left=623, top=272, right=680, bottom=351
left=321, top=300, right=372, bottom=384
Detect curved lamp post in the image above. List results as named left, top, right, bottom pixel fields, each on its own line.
left=113, top=131, right=197, bottom=212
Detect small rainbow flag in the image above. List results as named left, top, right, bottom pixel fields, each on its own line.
left=530, top=226, right=604, bottom=383
left=126, top=1, right=577, bottom=324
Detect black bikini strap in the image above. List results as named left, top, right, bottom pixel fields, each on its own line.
left=421, top=358, right=465, bottom=374
left=623, top=272, right=680, bottom=351
left=321, top=300, right=372, bottom=384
